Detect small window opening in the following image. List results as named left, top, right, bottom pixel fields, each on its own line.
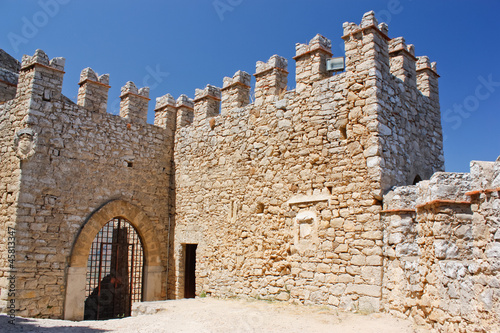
left=327, top=186, right=333, bottom=194
left=126, top=161, right=133, bottom=168
left=339, top=126, right=347, bottom=140
left=256, top=203, right=265, bottom=214
left=42, top=89, right=52, bottom=101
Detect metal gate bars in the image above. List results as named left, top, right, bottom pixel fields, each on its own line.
left=84, top=217, right=144, bottom=320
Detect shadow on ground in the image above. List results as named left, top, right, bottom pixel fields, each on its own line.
left=0, top=315, right=110, bottom=332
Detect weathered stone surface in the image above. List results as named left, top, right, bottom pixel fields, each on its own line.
left=0, top=50, right=172, bottom=319
left=0, top=10, right=496, bottom=333
left=382, top=157, right=500, bottom=332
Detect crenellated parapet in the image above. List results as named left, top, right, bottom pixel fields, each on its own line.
left=254, top=55, right=288, bottom=106
left=77, top=67, right=110, bottom=113
left=119, top=81, right=150, bottom=123
left=294, top=34, right=332, bottom=93
left=176, top=94, right=194, bottom=129
left=16, top=49, right=65, bottom=102
left=342, top=11, right=390, bottom=84
left=342, top=11, right=438, bottom=101
left=221, top=70, right=251, bottom=114
left=193, top=84, right=221, bottom=127
left=416, top=56, right=439, bottom=103
left=388, top=37, right=416, bottom=89
left=20, top=49, right=65, bottom=72
left=154, top=93, right=177, bottom=130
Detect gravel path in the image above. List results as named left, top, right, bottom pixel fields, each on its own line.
left=0, top=298, right=428, bottom=332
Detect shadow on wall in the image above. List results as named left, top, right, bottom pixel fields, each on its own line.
left=0, top=314, right=108, bottom=332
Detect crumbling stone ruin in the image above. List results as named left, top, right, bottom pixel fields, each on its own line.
left=0, top=11, right=498, bottom=332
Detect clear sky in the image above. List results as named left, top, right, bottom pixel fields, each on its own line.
left=1, top=0, right=499, bottom=173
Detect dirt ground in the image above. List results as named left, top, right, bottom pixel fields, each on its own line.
left=0, top=297, right=429, bottom=332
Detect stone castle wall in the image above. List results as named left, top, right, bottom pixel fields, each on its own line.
left=0, top=10, right=496, bottom=332
left=172, top=11, right=443, bottom=313
left=382, top=159, right=500, bottom=332
left=0, top=50, right=174, bottom=318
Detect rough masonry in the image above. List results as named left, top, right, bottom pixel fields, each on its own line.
left=0, top=11, right=497, bottom=332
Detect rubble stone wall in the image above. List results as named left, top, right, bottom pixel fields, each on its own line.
left=382, top=159, right=500, bottom=332
left=5, top=11, right=494, bottom=332
left=172, top=11, right=443, bottom=313
left=0, top=50, right=173, bottom=318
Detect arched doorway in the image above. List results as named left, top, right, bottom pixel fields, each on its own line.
left=84, top=217, right=144, bottom=320
left=64, top=200, right=166, bottom=321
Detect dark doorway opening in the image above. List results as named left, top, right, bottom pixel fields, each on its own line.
left=84, top=217, right=144, bottom=320
left=413, top=174, right=422, bottom=185
left=184, top=244, right=197, bottom=298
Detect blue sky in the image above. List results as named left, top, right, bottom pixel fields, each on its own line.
left=1, top=0, right=499, bottom=173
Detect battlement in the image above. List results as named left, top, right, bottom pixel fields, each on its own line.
left=119, top=81, right=150, bottom=123
left=170, top=10, right=443, bottom=197
left=155, top=93, right=176, bottom=110
left=167, top=10, right=441, bottom=154
left=193, top=84, right=221, bottom=128
left=388, top=37, right=415, bottom=57
left=294, top=34, right=333, bottom=93
left=77, top=67, right=110, bottom=113
left=254, top=55, right=288, bottom=106
left=176, top=94, right=194, bottom=108
left=221, top=70, right=251, bottom=114
left=15, top=49, right=66, bottom=102
left=154, top=93, right=176, bottom=129
left=8, top=10, right=441, bottom=154
left=255, top=54, right=288, bottom=75
left=79, top=67, right=110, bottom=86
left=176, top=94, right=194, bottom=129
left=342, top=11, right=389, bottom=39
left=416, top=56, right=439, bottom=102
left=20, top=49, right=65, bottom=72
left=153, top=92, right=195, bottom=130
left=295, top=34, right=332, bottom=59
left=388, top=37, right=416, bottom=89
left=8, top=10, right=440, bottom=136
left=194, top=84, right=221, bottom=102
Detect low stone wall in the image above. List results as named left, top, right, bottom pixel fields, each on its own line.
left=382, top=158, right=500, bottom=332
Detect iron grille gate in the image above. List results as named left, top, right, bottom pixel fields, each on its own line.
left=84, top=218, right=144, bottom=320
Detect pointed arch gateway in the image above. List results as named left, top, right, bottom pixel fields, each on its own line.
left=64, top=200, right=165, bottom=321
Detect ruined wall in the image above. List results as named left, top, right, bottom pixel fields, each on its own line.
left=173, top=11, right=443, bottom=312
left=0, top=50, right=173, bottom=318
left=382, top=159, right=500, bottom=332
